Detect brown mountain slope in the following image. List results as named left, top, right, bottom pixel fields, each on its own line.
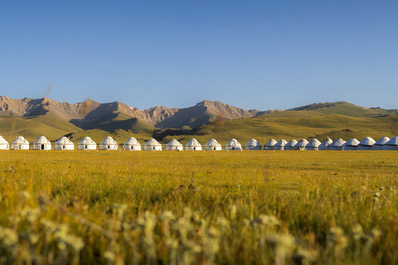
left=155, top=100, right=258, bottom=129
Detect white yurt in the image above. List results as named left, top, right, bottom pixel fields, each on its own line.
left=245, top=139, right=262, bottom=150
left=144, top=139, right=162, bottom=151
left=284, top=140, right=298, bottom=150
left=0, top=136, right=9, bottom=150
left=329, top=138, right=346, bottom=151
left=373, top=136, right=390, bottom=150
left=318, top=138, right=333, bottom=150
left=204, top=139, right=222, bottom=151
left=305, top=139, right=321, bottom=150
left=166, top=139, right=183, bottom=151
left=33, top=136, right=52, bottom=150
left=123, top=137, right=141, bottom=151
left=383, top=136, right=398, bottom=150
left=78, top=137, right=97, bottom=150
left=100, top=136, right=118, bottom=150
left=225, top=139, right=242, bottom=151
left=11, top=136, right=30, bottom=150
left=54, top=137, right=74, bottom=150
left=274, top=139, right=287, bottom=150
left=343, top=138, right=360, bottom=151
left=357, top=137, right=376, bottom=151
left=263, top=139, right=277, bottom=150
left=185, top=138, right=202, bottom=151
left=295, top=139, right=309, bottom=150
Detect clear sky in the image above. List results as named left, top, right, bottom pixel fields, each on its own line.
left=0, top=1, right=397, bottom=110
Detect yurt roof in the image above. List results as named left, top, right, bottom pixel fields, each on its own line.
left=79, top=137, right=96, bottom=145
left=0, top=136, right=9, bottom=144
left=34, top=136, right=51, bottom=144
left=226, top=139, right=242, bottom=147
left=205, top=139, right=221, bottom=147
left=385, top=136, right=398, bottom=146
left=167, top=139, right=183, bottom=147
left=343, top=138, right=360, bottom=146
left=13, top=136, right=29, bottom=144
left=322, top=138, right=334, bottom=145
left=124, top=137, right=141, bottom=145
left=185, top=138, right=202, bottom=147
left=359, top=137, right=376, bottom=146
left=275, top=139, right=287, bottom=147
left=307, top=138, right=321, bottom=147
left=331, top=138, right=346, bottom=147
left=286, top=140, right=298, bottom=147
left=246, top=139, right=261, bottom=147
left=295, top=139, right=309, bottom=147
left=264, top=139, right=277, bottom=147
left=145, top=139, right=161, bottom=146
left=101, top=136, right=117, bottom=145
left=375, top=136, right=390, bottom=145
left=56, top=136, right=73, bottom=145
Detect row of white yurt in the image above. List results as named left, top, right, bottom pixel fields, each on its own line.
left=2, top=135, right=398, bottom=151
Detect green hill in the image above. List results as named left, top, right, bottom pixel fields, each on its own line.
left=288, top=101, right=392, bottom=117
left=80, top=112, right=155, bottom=133
left=66, top=129, right=153, bottom=144
left=0, top=115, right=82, bottom=142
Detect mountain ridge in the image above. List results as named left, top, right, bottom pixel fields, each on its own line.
left=0, top=96, right=260, bottom=130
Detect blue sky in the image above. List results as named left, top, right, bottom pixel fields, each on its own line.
left=0, top=1, right=397, bottom=110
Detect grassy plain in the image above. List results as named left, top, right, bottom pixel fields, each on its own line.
left=1, top=150, right=398, bottom=264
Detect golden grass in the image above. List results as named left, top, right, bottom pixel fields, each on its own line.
left=1, top=150, right=398, bottom=264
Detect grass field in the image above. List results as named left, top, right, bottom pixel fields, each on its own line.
left=1, top=151, right=398, bottom=264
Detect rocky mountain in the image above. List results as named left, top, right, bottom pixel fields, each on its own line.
left=0, top=96, right=259, bottom=131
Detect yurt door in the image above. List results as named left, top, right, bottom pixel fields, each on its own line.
left=41, top=144, right=44, bottom=150
left=63, top=145, right=65, bottom=150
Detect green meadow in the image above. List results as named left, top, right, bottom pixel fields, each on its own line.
left=1, top=150, right=398, bottom=264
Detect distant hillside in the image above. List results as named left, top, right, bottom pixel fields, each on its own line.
left=156, top=104, right=398, bottom=145
left=77, top=112, right=155, bottom=133
left=289, top=101, right=393, bottom=117
left=0, top=115, right=81, bottom=142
